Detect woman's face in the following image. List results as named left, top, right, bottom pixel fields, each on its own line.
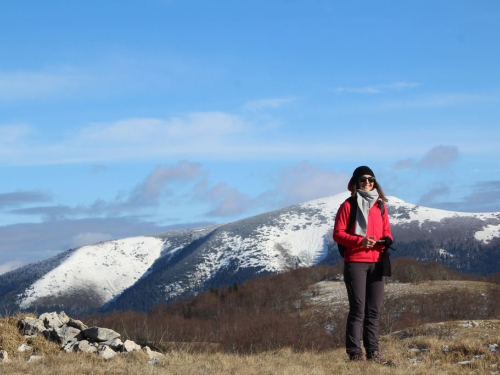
left=358, top=174, right=375, bottom=191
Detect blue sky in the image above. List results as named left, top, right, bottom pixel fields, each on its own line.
left=1, top=0, right=500, bottom=273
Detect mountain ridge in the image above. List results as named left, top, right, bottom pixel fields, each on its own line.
left=1, top=192, right=499, bottom=314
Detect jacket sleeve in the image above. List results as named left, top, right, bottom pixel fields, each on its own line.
left=333, top=201, right=363, bottom=248
left=382, top=202, right=393, bottom=240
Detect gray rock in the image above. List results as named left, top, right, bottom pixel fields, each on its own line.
left=488, top=344, right=499, bottom=353
left=77, top=340, right=97, bottom=354
left=17, top=344, right=33, bottom=352
left=53, top=325, right=82, bottom=345
left=61, top=340, right=79, bottom=353
left=40, top=312, right=64, bottom=329
left=18, top=317, right=46, bottom=336
left=100, top=338, right=123, bottom=351
left=58, top=311, right=70, bottom=325
left=122, top=339, right=141, bottom=352
left=98, top=345, right=116, bottom=360
left=142, top=346, right=165, bottom=360
left=409, top=357, right=422, bottom=364
left=82, top=327, right=120, bottom=342
left=67, top=318, right=88, bottom=331
left=27, top=355, right=43, bottom=363
left=0, top=350, right=10, bottom=363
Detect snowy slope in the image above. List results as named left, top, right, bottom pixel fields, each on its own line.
left=387, top=196, right=499, bottom=227
left=19, top=237, right=165, bottom=309
left=158, top=194, right=350, bottom=301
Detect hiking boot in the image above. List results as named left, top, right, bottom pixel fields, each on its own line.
left=348, top=352, right=365, bottom=361
left=367, top=350, right=388, bottom=364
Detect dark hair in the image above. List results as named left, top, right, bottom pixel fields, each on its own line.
left=350, top=179, right=388, bottom=202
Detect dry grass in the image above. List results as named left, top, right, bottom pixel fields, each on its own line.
left=2, top=315, right=500, bottom=375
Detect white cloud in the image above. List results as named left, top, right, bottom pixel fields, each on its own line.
left=243, top=97, right=298, bottom=111
left=393, top=145, right=459, bottom=170
left=6, top=161, right=204, bottom=219
left=259, top=161, right=350, bottom=207
left=0, top=124, right=34, bottom=144
left=205, top=183, right=252, bottom=217
left=0, top=71, right=81, bottom=101
left=131, top=161, right=202, bottom=203
left=419, top=145, right=459, bottom=167
left=69, top=232, right=114, bottom=249
left=1, top=109, right=474, bottom=166
left=0, top=190, right=51, bottom=209
left=0, top=216, right=213, bottom=268
left=78, top=112, right=246, bottom=145
left=192, top=161, right=350, bottom=217
left=0, top=260, right=24, bottom=275
left=418, top=185, right=450, bottom=206
left=333, top=81, right=420, bottom=95
left=3, top=111, right=348, bottom=165
left=334, top=86, right=382, bottom=94
left=373, top=93, right=498, bottom=110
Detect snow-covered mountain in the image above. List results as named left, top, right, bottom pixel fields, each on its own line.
left=1, top=192, right=499, bottom=314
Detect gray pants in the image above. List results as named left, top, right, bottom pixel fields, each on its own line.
left=344, top=262, right=385, bottom=355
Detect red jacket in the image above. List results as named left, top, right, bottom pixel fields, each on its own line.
left=333, top=198, right=393, bottom=263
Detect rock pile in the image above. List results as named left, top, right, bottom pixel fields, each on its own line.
left=17, top=311, right=164, bottom=361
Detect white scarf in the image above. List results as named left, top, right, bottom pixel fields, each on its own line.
left=354, top=189, right=379, bottom=236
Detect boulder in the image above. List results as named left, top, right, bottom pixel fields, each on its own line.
left=18, top=317, right=46, bottom=336
left=67, top=318, right=88, bottom=331
left=98, top=345, right=116, bottom=360
left=100, top=338, right=123, bottom=351
left=53, top=325, right=82, bottom=345
left=0, top=350, right=10, bottom=363
left=62, top=340, right=79, bottom=353
left=27, top=355, right=43, bottom=363
left=58, top=311, right=70, bottom=325
left=142, top=346, right=165, bottom=360
left=82, top=327, right=120, bottom=342
left=40, top=312, right=65, bottom=329
left=18, top=344, right=33, bottom=352
left=122, top=339, right=141, bottom=353
left=77, top=340, right=97, bottom=354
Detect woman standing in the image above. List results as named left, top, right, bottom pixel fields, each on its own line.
left=333, top=166, right=393, bottom=362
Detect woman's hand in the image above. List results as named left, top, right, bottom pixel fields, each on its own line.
left=361, top=236, right=377, bottom=249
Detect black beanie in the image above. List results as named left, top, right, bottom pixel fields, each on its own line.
left=347, top=166, right=375, bottom=190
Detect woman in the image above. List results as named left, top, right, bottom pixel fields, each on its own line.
left=333, top=166, right=392, bottom=362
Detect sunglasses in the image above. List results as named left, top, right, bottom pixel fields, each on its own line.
left=358, top=176, right=376, bottom=183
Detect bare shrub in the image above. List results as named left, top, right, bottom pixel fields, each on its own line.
left=486, top=271, right=500, bottom=285
left=391, top=258, right=482, bottom=284
left=87, top=265, right=341, bottom=354
left=85, top=261, right=499, bottom=354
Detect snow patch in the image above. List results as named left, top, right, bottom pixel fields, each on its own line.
left=438, top=248, right=454, bottom=258
left=19, top=237, right=165, bottom=308
left=475, top=224, right=500, bottom=244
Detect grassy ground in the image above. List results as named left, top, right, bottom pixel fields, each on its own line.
left=1, top=315, right=500, bottom=375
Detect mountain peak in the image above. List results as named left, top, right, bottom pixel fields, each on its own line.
left=2, top=193, right=499, bottom=314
